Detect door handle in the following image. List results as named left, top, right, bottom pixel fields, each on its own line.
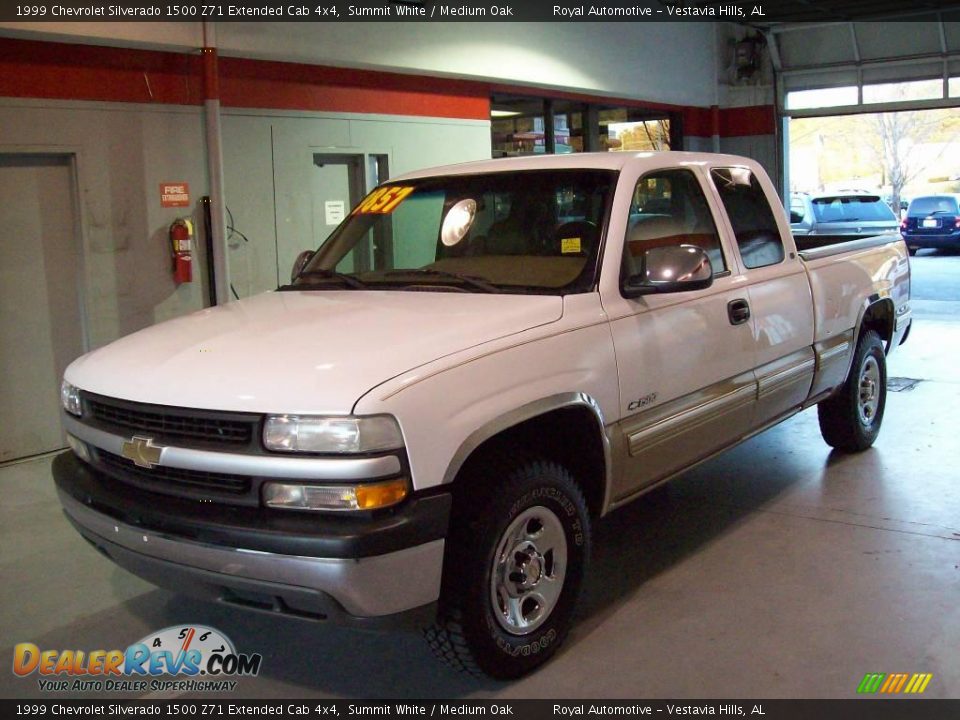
left=728, top=298, right=751, bottom=325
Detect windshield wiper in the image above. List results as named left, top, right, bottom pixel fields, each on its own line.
left=295, top=269, right=368, bottom=289
left=383, top=269, right=501, bottom=293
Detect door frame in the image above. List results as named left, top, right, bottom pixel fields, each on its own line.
left=0, top=147, right=89, bottom=461
left=311, top=150, right=394, bottom=272
left=0, top=145, right=90, bottom=354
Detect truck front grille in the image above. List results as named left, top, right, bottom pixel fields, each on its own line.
left=98, top=450, right=251, bottom=496
left=87, top=395, right=255, bottom=446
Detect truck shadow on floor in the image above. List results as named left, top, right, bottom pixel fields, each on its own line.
left=577, top=413, right=828, bottom=629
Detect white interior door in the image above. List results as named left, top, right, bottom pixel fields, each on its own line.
left=0, top=154, right=85, bottom=462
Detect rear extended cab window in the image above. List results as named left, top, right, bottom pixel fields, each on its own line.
left=710, top=167, right=785, bottom=269
left=622, top=168, right=728, bottom=278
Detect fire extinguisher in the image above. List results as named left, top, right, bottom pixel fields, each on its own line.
left=169, top=218, right=193, bottom=284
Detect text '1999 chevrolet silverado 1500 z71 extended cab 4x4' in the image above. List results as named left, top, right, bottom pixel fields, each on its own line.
left=54, top=152, right=911, bottom=678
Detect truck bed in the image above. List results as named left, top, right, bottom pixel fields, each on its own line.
left=793, top=232, right=904, bottom=260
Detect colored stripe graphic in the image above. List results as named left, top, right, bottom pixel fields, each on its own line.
left=886, top=673, right=909, bottom=693
left=906, top=673, right=933, bottom=694
left=857, top=673, right=885, bottom=693
left=858, top=672, right=932, bottom=694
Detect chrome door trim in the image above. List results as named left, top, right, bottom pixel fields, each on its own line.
left=625, top=377, right=756, bottom=456
left=757, top=352, right=816, bottom=400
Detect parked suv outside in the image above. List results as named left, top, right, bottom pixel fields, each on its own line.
left=790, top=192, right=900, bottom=236
left=901, top=194, right=960, bottom=255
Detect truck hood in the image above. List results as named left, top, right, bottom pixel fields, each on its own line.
left=65, top=290, right=563, bottom=414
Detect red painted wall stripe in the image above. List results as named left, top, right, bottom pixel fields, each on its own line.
left=683, top=104, right=775, bottom=138
left=719, top=105, right=776, bottom=137
left=218, top=56, right=489, bottom=119
left=0, top=37, right=775, bottom=135
left=682, top=107, right=713, bottom=137
left=0, top=37, right=489, bottom=120
left=0, top=38, right=202, bottom=105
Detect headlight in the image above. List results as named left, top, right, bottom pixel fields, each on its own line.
left=263, top=415, right=403, bottom=454
left=61, top=380, right=82, bottom=417
left=263, top=478, right=408, bottom=512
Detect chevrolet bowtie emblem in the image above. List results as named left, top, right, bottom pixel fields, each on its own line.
left=120, top=436, right=163, bottom=469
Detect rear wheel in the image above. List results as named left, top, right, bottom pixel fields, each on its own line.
left=818, top=329, right=887, bottom=452
left=907, top=246, right=918, bottom=256
left=425, top=453, right=591, bottom=679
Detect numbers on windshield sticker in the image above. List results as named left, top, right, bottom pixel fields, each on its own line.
left=353, top=186, right=414, bottom=215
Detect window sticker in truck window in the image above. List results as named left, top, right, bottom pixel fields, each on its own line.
left=353, top=186, right=415, bottom=215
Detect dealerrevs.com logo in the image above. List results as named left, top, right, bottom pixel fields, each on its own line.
left=13, top=625, right=262, bottom=693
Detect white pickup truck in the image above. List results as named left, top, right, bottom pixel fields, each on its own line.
left=55, top=152, right=911, bottom=679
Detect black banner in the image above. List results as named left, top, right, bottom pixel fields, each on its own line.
left=2, top=700, right=960, bottom=720
left=0, top=0, right=952, bottom=23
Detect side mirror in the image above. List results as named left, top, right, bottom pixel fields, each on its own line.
left=291, top=250, right=314, bottom=283
left=790, top=210, right=804, bottom=224
left=622, top=244, right=713, bottom=298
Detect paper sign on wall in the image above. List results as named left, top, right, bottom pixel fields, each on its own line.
left=325, top=200, right=346, bottom=226
left=160, top=183, right=190, bottom=208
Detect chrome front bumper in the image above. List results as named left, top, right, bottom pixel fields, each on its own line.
left=59, top=489, right=444, bottom=621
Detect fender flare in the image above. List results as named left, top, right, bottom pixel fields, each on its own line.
left=440, top=392, right=612, bottom=494
left=846, top=293, right=895, bottom=379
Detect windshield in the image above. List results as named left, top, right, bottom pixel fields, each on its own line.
left=811, top=196, right=897, bottom=223
left=293, top=169, right=617, bottom=294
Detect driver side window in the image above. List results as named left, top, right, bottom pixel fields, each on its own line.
left=623, top=169, right=727, bottom=278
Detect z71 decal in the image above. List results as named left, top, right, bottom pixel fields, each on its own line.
left=628, top=392, right=658, bottom=412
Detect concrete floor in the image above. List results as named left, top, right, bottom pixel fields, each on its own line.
left=2, top=255, right=958, bottom=700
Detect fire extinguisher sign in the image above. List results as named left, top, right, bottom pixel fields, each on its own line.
left=160, top=183, right=190, bottom=208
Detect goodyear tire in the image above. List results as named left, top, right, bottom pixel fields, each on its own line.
left=426, top=453, right=591, bottom=679
left=818, top=329, right=887, bottom=452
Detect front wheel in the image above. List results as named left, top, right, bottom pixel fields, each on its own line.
left=817, top=329, right=887, bottom=452
left=425, top=455, right=591, bottom=679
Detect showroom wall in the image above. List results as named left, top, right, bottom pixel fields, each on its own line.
left=0, top=21, right=720, bottom=108
left=0, top=37, right=492, bottom=345
left=222, top=111, right=490, bottom=297
left=0, top=98, right=210, bottom=349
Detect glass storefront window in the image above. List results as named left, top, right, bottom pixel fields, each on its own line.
left=863, top=79, right=943, bottom=104
left=491, top=95, right=674, bottom=157
left=491, top=97, right=547, bottom=158
left=786, top=86, right=859, bottom=110
left=600, top=108, right=670, bottom=152
left=607, top=120, right=671, bottom=152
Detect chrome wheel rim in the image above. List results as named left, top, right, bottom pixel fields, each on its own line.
left=857, top=355, right=881, bottom=427
left=489, top=505, right=567, bottom=636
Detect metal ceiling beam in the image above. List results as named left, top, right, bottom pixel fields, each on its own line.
left=780, top=50, right=959, bottom=76
left=786, top=95, right=960, bottom=118
left=763, top=29, right=783, bottom=73
left=755, top=4, right=960, bottom=30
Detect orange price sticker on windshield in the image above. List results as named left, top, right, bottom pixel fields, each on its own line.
left=353, top=186, right=415, bottom=215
